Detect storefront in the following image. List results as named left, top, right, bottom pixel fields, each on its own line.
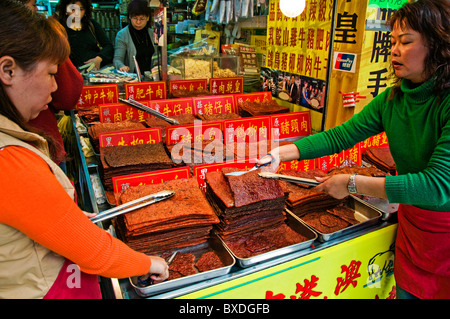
left=52, top=0, right=407, bottom=300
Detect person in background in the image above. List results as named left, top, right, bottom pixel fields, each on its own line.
left=17, top=0, right=84, bottom=171
left=57, top=0, right=113, bottom=70
left=0, top=0, right=168, bottom=299
left=258, top=0, right=449, bottom=299
left=113, top=0, right=155, bottom=74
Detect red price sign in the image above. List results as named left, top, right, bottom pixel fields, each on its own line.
left=224, top=115, right=271, bottom=144
left=112, top=167, right=191, bottom=193
left=98, top=127, right=162, bottom=148
left=148, top=98, right=194, bottom=117
left=168, top=79, right=208, bottom=94
left=166, top=122, right=223, bottom=145
left=124, top=81, right=167, bottom=101
left=360, top=132, right=389, bottom=153
left=99, top=101, right=151, bottom=123
left=318, top=144, right=361, bottom=173
left=270, top=111, right=311, bottom=140
left=234, top=91, right=272, bottom=106
left=277, top=159, right=317, bottom=172
left=209, top=77, right=244, bottom=95
left=192, top=94, right=236, bottom=116
left=76, top=84, right=118, bottom=108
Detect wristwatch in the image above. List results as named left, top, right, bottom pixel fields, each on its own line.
left=347, top=173, right=358, bottom=194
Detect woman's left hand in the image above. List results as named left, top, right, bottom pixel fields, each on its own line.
left=85, top=56, right=102, bottom=70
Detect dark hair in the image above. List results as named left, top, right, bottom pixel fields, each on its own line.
left=127, top=0, right=151, bottom=18
left=57, top=0, right=93, bottom=30
left=0, top=0, right=70, bottom=157
left=388, top=0, right=450, bottom=96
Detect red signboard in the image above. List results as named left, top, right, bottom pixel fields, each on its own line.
left=76, top=84, right=118, bottom=108
left=224, top=115, right=271, bottom=144
left=209, top=77, right=244, bottom=95
left=192, top=95, right=236, bottom=116
left=148, top=98, right=195, bottom=117
left=277, top=158, right=317, bottom=172
left=99, top=101, right=151, bottom=123
left=124, top=81, right=167, bottom=101
left=318, top=144, right=362, bottom=173
left=111, top=167, right=191, bottom=193
left=166, top=121, right=223, bottom=145
left=270, top=111, right=311, bottom=140
left=98, top=127, right=162, bottom=148
left=234, top=91, right=272, bottom=106
left=360, top=132, right=389, bottom=153
left=168, top=79, right=208, bottom=94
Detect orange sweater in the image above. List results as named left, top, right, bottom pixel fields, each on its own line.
left=0, top=146, right=151, bottom=278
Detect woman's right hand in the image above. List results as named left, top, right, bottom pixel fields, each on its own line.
left=145, top=256, right=169, bottom=283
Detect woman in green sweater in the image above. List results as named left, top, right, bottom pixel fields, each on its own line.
left=259, top=0, right=449, bottom=299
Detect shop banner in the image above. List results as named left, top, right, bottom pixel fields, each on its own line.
left=277, top=158, right=317, bottom=173
left=360, top=131, right=389, bottom=153
left=266, top=0, right=333, bottom=81
left=98, top=101, right=150, bottom=123
left=111, top=167, right=191, bottom=194
left=148, top=98, right=195, bottom=117
left=166, top=121, right=224, bottom=145
left=234, top=91, right=272, bottom=106
left=193, top=160, right=256, bottom=192
left=76, top=84, right=118, bottom=108
left=270, top=111, right=311, bottom=140
left=180, top=224, right=397, bottom=299
left=224, top=115, right=272, bottom=144
left=168, top=79, right=208, bottom=95
left=192, top=95, right=237, bottom=115
left=98, top=127, right=162, bottom=148
left=209, top=77, right=244, bottom=95
left=124, top=81, right=167, bottom=101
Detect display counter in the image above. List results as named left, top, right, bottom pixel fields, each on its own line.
left=70, top=111, right=397, bottom=300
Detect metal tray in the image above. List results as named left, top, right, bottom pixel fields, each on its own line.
left=354, top=195, right=398, bottom=220
left=289, top=196, right=382, bottom=242
left=216, top=212, right=317, bottom=268
left=129, top=234, right=235, bottom=297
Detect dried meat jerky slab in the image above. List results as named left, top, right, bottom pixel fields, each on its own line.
left=103, top=142, right=172, bottom=168
left=168, top=252, right=196, bottom=277
left=197, top=112, right=241, bottom=122
left=301, top=211, right=350, bottom=234
left=225, top=169, right=284, bottom=207
left=195, top=251, right=224, bottom=272
left=326, top=206, right=359, bottom=225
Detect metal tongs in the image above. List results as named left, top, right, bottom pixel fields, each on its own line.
left=118, top=97, right=180, bottom=125
left=90, top=190, right=175, bottom=224
left=225, top=154, right=275, bottom=176
left=258, top=172, right=320, bottom=186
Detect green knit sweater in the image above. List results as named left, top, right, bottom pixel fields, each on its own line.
left=294, top=79, right=450, bottom=211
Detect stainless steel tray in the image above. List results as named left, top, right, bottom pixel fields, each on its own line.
left=216, top=212, right=317, bottom=268
left=289, top=196, right=382, bottom=242
left=354, top=195, right=398, bottom=220
left=129, top=234, right=235, bottom=297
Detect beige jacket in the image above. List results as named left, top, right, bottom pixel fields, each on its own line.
left=0, top=114, right=75, bottom=299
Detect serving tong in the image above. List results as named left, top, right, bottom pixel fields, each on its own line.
left=258, top=172, right=320, bottom=186
left=118, top=97, right=180, bottom=125
left=225, top=154, right=275, bottom=176
left=89, top=190, right=175, bottom=224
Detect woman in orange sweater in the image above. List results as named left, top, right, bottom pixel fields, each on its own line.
left=0, top=0, right=168, bottom=299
